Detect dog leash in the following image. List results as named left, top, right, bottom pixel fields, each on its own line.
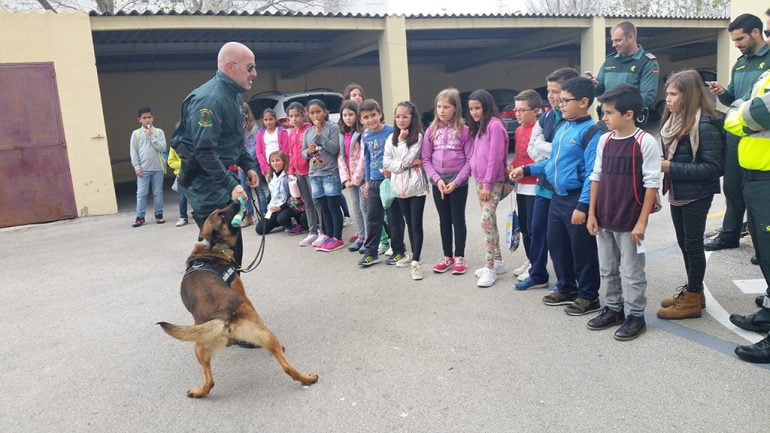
left=237, top=187, right=267, bottom=274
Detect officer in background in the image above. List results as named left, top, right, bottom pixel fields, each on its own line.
left=172, top=41, right=260, bottom=267
left=725, top=68, right=770, bottom=363
left=705, top=14, right=770, bottom=257
left=594, top=20, right=660, bottom=124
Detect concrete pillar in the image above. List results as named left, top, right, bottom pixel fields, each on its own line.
left=581, top=16, right=606, bottom=119
left=716, top=28, right=733, bottom=110
left=378, top=15, right=410, bottom=123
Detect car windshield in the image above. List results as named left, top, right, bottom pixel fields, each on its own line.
left=248, top=98, right=278, bottom=118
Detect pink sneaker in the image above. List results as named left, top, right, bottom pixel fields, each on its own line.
left=319, top=238, right=345, bottom=252
left=348, top=234, right=359, bottom=242
left=312, top=233, right=329, bottom=247
left=452, top=256, right=467, bottom=275
left=299, top=232, right=318, bottom=247
left=433, top=256, right=455, bottom=273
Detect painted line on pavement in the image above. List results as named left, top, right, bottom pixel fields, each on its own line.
left=645, top=313, right=770, bottom=370
left=734, top=279, right=767, bottom=294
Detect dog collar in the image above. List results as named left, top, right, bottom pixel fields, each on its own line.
left=184, top=257, right=237, bottom=285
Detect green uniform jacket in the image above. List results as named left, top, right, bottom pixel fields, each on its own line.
left=719, top=43, right=770, bottom=106
left=596, top=45, right=660, bottom=108
left=171, top=71, right=257, bottom=213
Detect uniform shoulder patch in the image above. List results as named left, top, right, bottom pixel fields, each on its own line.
left=197, top=108, right=214, bottom=127
left=645, top=52, right=657, bottom=60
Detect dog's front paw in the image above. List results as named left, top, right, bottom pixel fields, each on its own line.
left=301, top=373, right=319, bottom=386
left=186, top=387, right=209, bottom=398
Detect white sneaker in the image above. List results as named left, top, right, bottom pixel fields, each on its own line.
left=396, top=253, right=412, bottom=268
left=517, top=271, right=530, bottom=282
left=343, top=216, right=353, bottom=227
left=312, top=233, right=329, bottom=247
left=299, top=232, right=318, bottom=247
left=474, top=260, right=506, bottom=277
left=476, top=266, right=497, bottom=288
left=175, top=218, right=188, bottom=227
left=410, top=261, right=424, bottom=280
left=512, top=260, right=530, bottom=276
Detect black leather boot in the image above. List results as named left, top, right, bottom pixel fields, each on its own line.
left=735, top=335, right=770, bottom=363
left=730, top=308, right=770, bottom=333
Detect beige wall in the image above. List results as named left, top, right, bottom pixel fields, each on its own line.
left=0, top=11, right=116, bottom=216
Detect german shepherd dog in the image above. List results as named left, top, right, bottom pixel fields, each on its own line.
left=158, top=200, right=318, bottom=398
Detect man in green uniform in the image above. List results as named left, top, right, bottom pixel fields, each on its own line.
left=172, top=41, right=259, bottom=267
left=724, top=67, right=770, bottom=363
left=705, top=14, right=770, bottom=255
left=594, top=21, right=660, bottom=123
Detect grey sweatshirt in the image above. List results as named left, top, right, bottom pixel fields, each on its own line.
left=130, top=126, right=167, bottom=172
left=302, top=122, right=340, bottom=177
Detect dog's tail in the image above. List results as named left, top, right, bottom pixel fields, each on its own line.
left=157, top=320, right=227, bottom=342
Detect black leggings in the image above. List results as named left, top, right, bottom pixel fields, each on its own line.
left=670, top=196, right=713, bottom=293
left=255, top=206, right=303, bottom=234
left=318, top=195, right=343, bottom=240
left=431, top=184, right=468, bottom=258
left=396, top=196, right=426, bottom=262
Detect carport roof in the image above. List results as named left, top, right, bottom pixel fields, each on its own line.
left=89, top=10, right=729, bottom=73
left=87, top=10, right=729, bottom=19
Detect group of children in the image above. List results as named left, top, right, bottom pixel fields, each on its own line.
left=140, top=67, right=722, bottom=342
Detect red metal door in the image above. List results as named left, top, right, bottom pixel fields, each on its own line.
left=0, top=62, right=77, bottom=227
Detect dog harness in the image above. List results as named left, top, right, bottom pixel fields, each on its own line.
left=184, top=257, right=237, bottom=285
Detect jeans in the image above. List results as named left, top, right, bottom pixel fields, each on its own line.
left=136, top=170, right=164, bottom=218
left=309, top=173, right=342, bottom=198
left=670, top=196, right=713, bottom=293
left=363, top=180, right=385, bottom=256
left=239, top=170, right=258, bottom=216
left=431, top=183, right=468, bottom=258
left=178, top=190, right=188, bottom=219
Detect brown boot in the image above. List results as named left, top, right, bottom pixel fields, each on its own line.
left=660, top=286, right=706, bottom=309
left=657, top=290, right=703, bottom=320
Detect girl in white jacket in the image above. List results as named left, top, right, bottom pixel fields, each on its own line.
left=383, top=101, right=429, bottom=280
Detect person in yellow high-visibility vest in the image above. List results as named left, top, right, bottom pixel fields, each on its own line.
left=724, top=69, right=770, bottom=363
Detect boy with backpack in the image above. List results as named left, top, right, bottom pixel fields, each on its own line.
left=511, top=77, right=604, bottom=316
left=586, top=83, right=662, bottom=341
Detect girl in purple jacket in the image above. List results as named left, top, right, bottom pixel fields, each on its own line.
left=467, top=90, right=513, bottom=288
left=422, top=88, right=473, bottom=275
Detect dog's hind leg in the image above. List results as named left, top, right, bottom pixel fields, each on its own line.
left=187, top=342, right=216, bottom=398
left=232, top=320, right=319, bottom=386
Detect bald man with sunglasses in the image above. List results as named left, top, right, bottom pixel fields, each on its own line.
left=171, top=42, right=260, bottom=268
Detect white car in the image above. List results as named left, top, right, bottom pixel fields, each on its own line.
left=247, top=89, right=343, bottom=129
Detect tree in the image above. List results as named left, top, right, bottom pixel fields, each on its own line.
left=525, top=0, right=728, bottom=18
left=0, top=0, right=337, bottom=14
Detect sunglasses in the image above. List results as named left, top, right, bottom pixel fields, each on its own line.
left=231, top=62, right=257, bottom=73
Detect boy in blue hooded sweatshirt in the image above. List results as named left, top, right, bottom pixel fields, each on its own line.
left=511, top=77, right=604, bottom=316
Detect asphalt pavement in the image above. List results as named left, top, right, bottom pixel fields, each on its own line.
left=1, top=179, right=768, bottom=433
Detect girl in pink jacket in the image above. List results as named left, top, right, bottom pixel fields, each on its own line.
left=337, top=100, right=368, bottom=251
left=422, top=88, right=472, bottom=276
left=467, top=90, right=513, bottom=288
